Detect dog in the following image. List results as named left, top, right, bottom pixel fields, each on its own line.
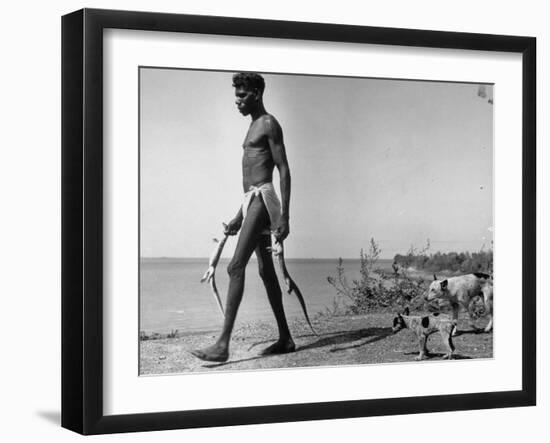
left=425, top=273, right=493, bottom=334
left=392, top=307, right=457, bottom=360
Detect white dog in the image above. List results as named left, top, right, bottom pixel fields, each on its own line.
left=425, top=273, right=493, bottom=334
left=392, top=307, right=457, bottom=360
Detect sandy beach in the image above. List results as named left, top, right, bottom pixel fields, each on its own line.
left=139, top=311, right=493, bottom=375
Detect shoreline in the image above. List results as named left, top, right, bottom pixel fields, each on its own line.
left=139, top=264, right=488, bottom=343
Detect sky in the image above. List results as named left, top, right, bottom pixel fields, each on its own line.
left=140, top=68, right=493, bottom=259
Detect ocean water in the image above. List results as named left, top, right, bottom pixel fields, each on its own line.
left=140, top=258, right=395, bottom=334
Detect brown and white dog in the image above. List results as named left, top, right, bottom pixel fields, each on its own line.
left=392, top=307, right=457, bottom=360
left=425, top=273, right=493, bottom=334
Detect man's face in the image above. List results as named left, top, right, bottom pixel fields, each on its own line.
left=234, top=86, right=257, bottom=116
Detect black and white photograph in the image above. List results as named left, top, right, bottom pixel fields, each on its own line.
left=139, top=68, right=494, bottom=375
left=2, top=0, right=545, bottom=440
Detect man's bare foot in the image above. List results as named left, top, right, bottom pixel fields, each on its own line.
left=190, top=344, right=229, bottom=362
left=260, top=339, right=296, bottom=356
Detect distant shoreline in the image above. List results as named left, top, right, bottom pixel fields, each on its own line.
left=140, top=257, right=397, bottom=262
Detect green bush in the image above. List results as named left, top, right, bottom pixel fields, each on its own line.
left=327, top=238, right=493, bottom=315
left=327, top=238, right=426, bottom=314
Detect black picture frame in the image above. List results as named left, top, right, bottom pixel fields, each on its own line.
left=61, top=8, right=536, bottom=435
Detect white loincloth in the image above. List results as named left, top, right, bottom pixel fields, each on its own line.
left=242, top=182, right=282, bottom=234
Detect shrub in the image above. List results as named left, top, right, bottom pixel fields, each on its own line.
left=327, top=239, right=493, bottom=315
left=327, top=238, right=426, bottom=314
left=167, top=329, right=179, bottom=339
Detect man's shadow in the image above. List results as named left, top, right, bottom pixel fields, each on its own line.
left=453, top=328, right=491, bottom=336
left=300, top=327, right=393, bottom=353
left=403, top=351, right=472, bottom=360
left=203, top=326, right=393, bottom=368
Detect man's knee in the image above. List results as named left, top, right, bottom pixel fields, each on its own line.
left=227, top=259, right=246, bottom=278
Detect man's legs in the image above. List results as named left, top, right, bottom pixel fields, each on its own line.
left=255, top=235, right=295, bottom=354
left=191, top=195, right=269, bottom=362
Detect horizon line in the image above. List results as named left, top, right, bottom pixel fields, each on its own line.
left=139, top=256, right=395, bottom=261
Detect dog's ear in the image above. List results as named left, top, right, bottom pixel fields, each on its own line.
left=433, top=274, right=438, bottom=281
left=403, top=307, right=410, bottom=316
left=440, top=279, right=448, bottom=290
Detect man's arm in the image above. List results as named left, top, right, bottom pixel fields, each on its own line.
left=265, top=115, right=291, bottom=241
left=224, top=206, right=243, bottom=235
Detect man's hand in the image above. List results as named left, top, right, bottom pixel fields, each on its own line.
left=274, top=217, right=289, bottom=242
left=223, top=218, right=242, bottom=236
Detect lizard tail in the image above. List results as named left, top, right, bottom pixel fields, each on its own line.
left=287, top=276, right=319, bottom=337
left=210, top=275, right=225, bottom=317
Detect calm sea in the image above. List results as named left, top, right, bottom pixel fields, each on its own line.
left=140, top=258, right=394, bottom=334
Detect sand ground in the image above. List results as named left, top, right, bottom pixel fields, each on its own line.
left=139, top=312, right=493, bottom=375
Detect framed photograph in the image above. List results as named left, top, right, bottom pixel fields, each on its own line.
left=62, top=8, right=536, bottom=435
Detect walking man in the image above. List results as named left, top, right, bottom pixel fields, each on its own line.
left=191, top=73, right=295, bottom=362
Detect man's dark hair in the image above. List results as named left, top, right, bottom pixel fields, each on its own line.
left=232, top=72, right=265, bottom=95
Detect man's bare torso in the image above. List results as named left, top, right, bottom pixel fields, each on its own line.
left=242, top=115, right=276, bottom=191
